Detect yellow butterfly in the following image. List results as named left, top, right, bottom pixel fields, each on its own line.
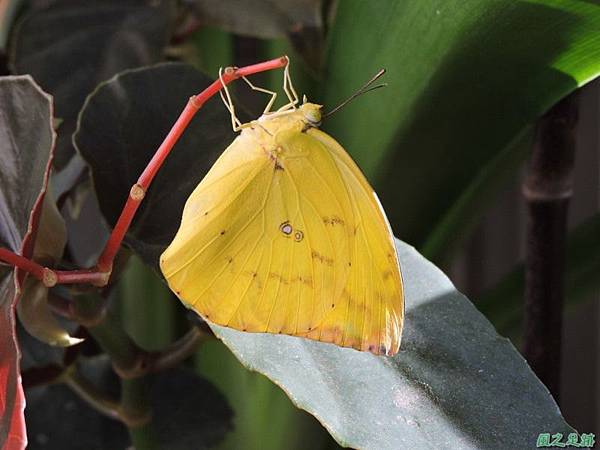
left=160, top=63, right=403, bottom=356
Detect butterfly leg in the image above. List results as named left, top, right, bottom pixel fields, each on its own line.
left=240, top=76, right=278, bottom=115
left=0, top=57, right=290, bottom=286
left=218, top=67, right=244, bottom=132
left=276, top=57, right=299, bottom=112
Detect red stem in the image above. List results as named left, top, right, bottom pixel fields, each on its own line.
left=0, top=56, right=289, bottom=285
left=95, top=56, right=288, bottom=272
left=54, top=269, right=109, bottom=286
left=0, top=248, right=45, bottom=281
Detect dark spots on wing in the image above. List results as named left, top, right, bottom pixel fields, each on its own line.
left=175, top=290, right=181, bottom=295
left=379, top=345, right=387, bottom=355
left=383, top=270, right=393, bottom=280
left=368, top=344, right=376, bottom=352
left=292, top=275, right=313, bottom=287
left=331, top=303, right=335, bottom=308
left=307, top=327, right=312, bottom=331
left=269, top=273, right=312, bottom=286
left=323, top=215, right=345, bottom=226
left=311, top=250, right=333, bottom=266
left=242, top=328, right=247, bottom=332
left=280, top=221, right=292, bottom=236
left=354, top=226, right=358, bottom=236
left=274, top=161, right=284, bottom=171
left=220, top=230, right=226, bottom=236
left=268, top=272, right=289, bottom=285
left=204, top=211, right=209, bottom=216
left=227, top=256, right=233, bottom=264
left=252, top=272, right=257, bottom=278
left=294, top=230, right=304, bottom=242
left=348, top=261, right=352, bottom=267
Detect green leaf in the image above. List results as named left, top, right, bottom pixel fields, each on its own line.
left=17, top=193, right=83, bottom=348
left=321, top=0, right=600, bottom=258
left=151, top=368, right=234, bottom=450
left=209, top=239, right=573, bottom=449
left=25, top=382, right=129, bottom=450
left=0, top=75, right=55, bottom=450
left=74, top=63, right=245, bottom=270
left=479, top=212, right=600, bottom=334
left=10, top=0, right=174, bottom=168
left=196, top=341, right=339, bottom=450
left=24, top=355, right=128, bottom=449
left=189, top=0, right=322, bottom=39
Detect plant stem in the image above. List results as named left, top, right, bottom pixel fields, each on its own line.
left=522, top=92, right=579, bottom=402
left=62, top=368, right=122, bottom=422
left=143, top=327, right=206, bottom=373
left=72, top=293, right=143, bottom=377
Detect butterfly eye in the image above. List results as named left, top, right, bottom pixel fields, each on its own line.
left=303, top=106, right=322, bottom=125
left=294, top=230, right=304, bottom=242
left=280, top=222, right=292, bottom=236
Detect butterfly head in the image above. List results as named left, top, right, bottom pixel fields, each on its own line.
left=299, top=99, right=323, bottom=128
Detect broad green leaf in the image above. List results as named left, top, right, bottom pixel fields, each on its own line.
left=322, top=0, right=600, bottom=259
left=74, top=63, right=244, bottom=270
left=209, top=239, right=573, bottom=449
left=10, top=0, right=174, bottom=168
left=0, top=75, right=55, bottom=450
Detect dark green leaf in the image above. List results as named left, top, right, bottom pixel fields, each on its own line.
left=322, top=0, right=600, bottom=260
left=209, top=239, right=573, bottom=449
left=187, top=0, right=324, bottom=69
left=75, top=63, right=245, bottom=270
left=188, top=0, right=322, bottom=38
left=152, top=368, right=234, bottom=450
left=0, top=75, right=55, bottom=450
left=10, top=0, right=174, bottom=168
left=24, top=354, right=122, bottom=449
left=24, top=383, right=128, bottom=450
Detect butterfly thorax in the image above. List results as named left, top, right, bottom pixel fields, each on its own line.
left=239, top=102, right=323, bottom=162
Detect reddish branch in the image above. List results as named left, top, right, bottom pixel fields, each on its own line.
left=0, top=56, right=289, bottom=285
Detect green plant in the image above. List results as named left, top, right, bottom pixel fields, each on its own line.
left=1, top=1, right=600, bottom=449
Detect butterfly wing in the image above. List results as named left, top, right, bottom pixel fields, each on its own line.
left=303, top=128, right=403, bottom=355
left=160, top=129, right=352, bottom=335
left=160, top=126, right=403, bottom=355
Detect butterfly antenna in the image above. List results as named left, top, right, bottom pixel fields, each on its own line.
left=323, top=69, right=387, bottom=118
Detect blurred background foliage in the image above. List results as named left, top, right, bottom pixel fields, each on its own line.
left=3, top=0, right=600, bottom=448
